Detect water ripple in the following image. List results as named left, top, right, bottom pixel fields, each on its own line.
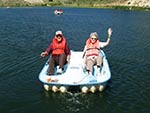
left=0, top=7, right=150, bottom=113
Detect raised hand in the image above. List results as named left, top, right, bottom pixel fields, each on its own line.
left=108, top=28, right=112, bottom=37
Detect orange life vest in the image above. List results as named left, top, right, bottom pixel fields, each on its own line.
left=85, top=38, right=100, bottom=57
left=52, top=37, right=66, bottom=55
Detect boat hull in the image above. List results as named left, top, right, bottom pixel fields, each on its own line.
left=54, top=10, right=63, bottom=15
left=39, top=50, right=111, bottom=93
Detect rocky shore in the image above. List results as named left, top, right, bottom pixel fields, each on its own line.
left=24, top=0, right=44, bottom=4
left=120, top=0, right=150, bottom=7
left=1, top=0, right=150, bottom=10
left=23, top=0, right=150, bottom=8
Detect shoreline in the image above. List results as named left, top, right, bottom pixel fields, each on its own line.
left=1, top=3, right=150, bottom=11
left=61, top=4, right=150, bottom=11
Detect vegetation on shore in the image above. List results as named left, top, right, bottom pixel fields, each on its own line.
left=0, top=0, right=150, bottom=11
left=0, top=0, right=45, bottom=7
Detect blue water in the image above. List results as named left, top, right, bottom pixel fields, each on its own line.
left=0, top=7, right=150, bottom=113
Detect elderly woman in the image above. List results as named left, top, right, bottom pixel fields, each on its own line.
left=83, top=28, right=112, bottom=76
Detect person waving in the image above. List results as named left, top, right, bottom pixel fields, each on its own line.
left=83, top=28, right=112, bottom=76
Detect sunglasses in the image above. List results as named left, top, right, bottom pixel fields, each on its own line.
left=56, top=35, right=62, bottom=39
left=91, top=38, right=97, bottom=40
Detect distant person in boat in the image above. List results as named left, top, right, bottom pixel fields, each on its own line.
left=41, top=30, right=71, bottom=75
left=54, top=9, right=63, bottom=15
left=83, top=28, right=112, bottom=76
left=54, top=9, right=57, bottom=15
left=59, top=9, right=63, bottom=14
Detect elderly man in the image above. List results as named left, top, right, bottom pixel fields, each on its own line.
left=41, top=30, right=71, bottom=75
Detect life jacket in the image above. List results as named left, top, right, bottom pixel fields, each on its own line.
left=52, top=37, right=66, bottom=55
left=85, top=38, right=100, bottom=57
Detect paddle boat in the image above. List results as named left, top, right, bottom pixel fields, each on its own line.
left=39, top=50, right=111, bottom=93
left=54, top=9, right=63, bottom=15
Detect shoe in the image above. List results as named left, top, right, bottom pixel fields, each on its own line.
left=57, top=68, right=62, bottom=74
left=97, top=67, right=101, bottom=76
left=97, top=72, right=101, bottom=76
left=87, top=71, right=92, bottom=76
left=48, top=73, right=53, bottom=76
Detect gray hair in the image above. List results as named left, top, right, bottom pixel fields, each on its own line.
left=90, top=32, right=98, bottom=38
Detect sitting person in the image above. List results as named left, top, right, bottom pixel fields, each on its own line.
left=41, top=30, right=71, bottom=75
left=83, top=28, right=112, bottom=76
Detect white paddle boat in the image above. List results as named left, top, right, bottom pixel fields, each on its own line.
left=54, top=9, right=63, bottom=15
left=39, top=50, right=111, bottom=93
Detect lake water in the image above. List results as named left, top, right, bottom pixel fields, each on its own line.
left=0, top=7, right=150, bottom=113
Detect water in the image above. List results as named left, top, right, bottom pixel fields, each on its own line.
left=0, top=7, right=150, bottom=113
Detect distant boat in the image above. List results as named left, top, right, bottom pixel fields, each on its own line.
left=54, top=9, right=63, bottom=15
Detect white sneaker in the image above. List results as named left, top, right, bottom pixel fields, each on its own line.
left=97, top=67, right=101, bottom=76
left=97, top=72, right=101, bottom=76
left=57, top=68, right=62, bottom=74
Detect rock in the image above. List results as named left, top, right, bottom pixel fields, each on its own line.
left=24, top=0, right=44, bottom=4
left=126, top=0, right=150, bottom=7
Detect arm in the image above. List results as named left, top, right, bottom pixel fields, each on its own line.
left=100, top=28, right=112, bottom=48
left=82, top=45, right=87, bottom=58
left=65, top=44, right=71, bottom=62
left=40, top=43, right=52, bottom=57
